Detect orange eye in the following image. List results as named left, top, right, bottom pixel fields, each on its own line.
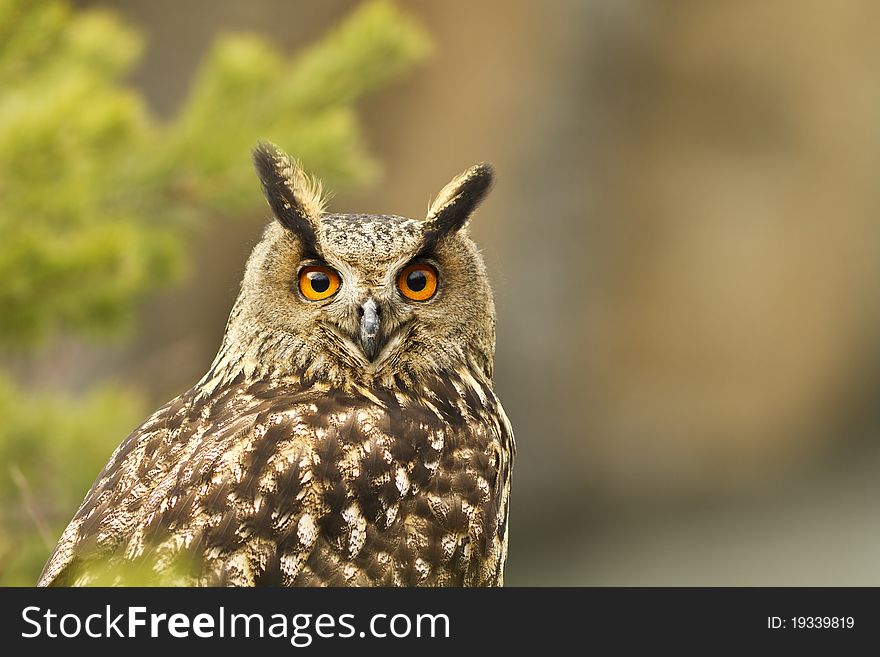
left=397, top=263, right=438, bottom=301
left=298, top=265, right=341, bottom=301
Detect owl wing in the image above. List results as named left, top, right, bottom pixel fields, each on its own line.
left=38, top=380, right=317, bottom=586
left=39, top=375, right=513, bottom=586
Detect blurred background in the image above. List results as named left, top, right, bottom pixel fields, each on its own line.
left=2, top=0, right=880, bottom=585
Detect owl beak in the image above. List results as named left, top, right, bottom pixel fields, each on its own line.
left=358, top=298, right=382, bottom=361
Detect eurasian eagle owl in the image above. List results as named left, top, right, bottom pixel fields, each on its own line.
left=38, top=142, right=514, bottom=587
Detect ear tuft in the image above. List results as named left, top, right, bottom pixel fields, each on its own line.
left=423, top=163, right=494, bottom=246
left=252, top=142, right=325, bottom=252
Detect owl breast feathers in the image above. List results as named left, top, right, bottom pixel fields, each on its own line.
left=38, top=142, right=514, bottom=587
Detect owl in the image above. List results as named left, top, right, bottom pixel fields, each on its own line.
left=37, top=142, right=514, bottom=587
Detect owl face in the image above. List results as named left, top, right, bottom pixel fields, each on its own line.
left=230, top=144, right=497, bottom=384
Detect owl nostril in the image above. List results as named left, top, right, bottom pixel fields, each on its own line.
left=357, top=300, right=380, bottom=317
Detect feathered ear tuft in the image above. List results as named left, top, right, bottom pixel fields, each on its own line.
left=252, top=142, right=326, bottom=254
left=422, top=163, right=494, bottom=248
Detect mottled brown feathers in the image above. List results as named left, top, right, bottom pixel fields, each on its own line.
left=39, top=371, right=512, bottom=587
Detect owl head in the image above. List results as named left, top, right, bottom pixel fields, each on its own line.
left=211, top=142, right=497, bottom=388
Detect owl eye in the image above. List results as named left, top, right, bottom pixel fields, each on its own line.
left=298, top=265, right=341, bottom=301
left=397, top=263, right=438, bottom=301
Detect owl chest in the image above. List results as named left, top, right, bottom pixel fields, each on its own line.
left=116, top=384, right=509, bottom=586
left=288, top=403, right=506, bottom=586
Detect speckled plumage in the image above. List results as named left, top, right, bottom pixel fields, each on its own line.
left=38, top=143, right=513, bottom=587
